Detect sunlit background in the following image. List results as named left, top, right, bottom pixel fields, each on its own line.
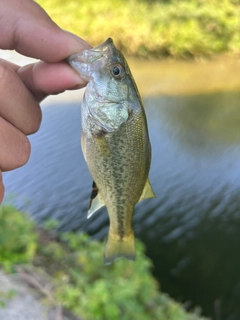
left=2, top=1, right=240, bottom=319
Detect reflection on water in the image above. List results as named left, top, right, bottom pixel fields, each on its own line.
left=3, top=90, right=240, bottom=320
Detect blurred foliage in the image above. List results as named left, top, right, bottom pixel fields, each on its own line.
left=0, top=205, right=207, bottom=319
left=37, top=0, right=240, bottom=58
left=0, top=205, right=37, bottom=272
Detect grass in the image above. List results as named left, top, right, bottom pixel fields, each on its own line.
left=37, top=0, right=240, bottom=58
left=0, top=205, right=208, bottom=319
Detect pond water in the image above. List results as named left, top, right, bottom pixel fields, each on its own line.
left=2, top=55, right=240, bottom=320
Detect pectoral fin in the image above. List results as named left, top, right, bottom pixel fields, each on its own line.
left=139, top=179, right=156, bottom=202
left=88, top=181, right=105, bottom=218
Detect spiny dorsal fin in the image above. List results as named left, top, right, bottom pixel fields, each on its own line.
left=139, top=179, right=156, bottom=202
left=88, top=181, right=105, bottom=218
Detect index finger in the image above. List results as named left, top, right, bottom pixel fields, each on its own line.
left=0, top=0, right=91, bottom=62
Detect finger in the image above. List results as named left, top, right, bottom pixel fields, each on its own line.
left=0, top=117, right=30, bottom=171
left=0, top=58, right=20, bottom=72
left=0, top=63, right=42, bottom=135
left=0, top=171, right=4, bottom=203
left=0, top=0, right=91, bottom=61
left=17, top=60, right=87, bottom=102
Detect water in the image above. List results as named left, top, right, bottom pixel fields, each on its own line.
left=2, top=52, right=240, bottom=320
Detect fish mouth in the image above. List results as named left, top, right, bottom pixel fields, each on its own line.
left=68, top=38, right=114, bottom=64
left=68, top=38, right=114, bottom=80
left=92, top=38, right=114, bottom=52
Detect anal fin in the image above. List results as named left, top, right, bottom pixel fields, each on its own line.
left=139, top=178, right=156, bottom=202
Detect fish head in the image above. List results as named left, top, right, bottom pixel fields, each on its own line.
left=68, top=37, right=139, bottom=100
left=68, top=38, right=142, bottom=132
left=69, top=38, right=129, bottom=82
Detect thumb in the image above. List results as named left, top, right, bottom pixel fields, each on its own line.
left=0, top=171, right=4, bottom=203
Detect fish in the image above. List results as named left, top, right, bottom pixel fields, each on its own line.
left=68, top=38, right=155, bottom=265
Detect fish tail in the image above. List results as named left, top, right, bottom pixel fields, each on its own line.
left=104, top=231, right=135, bottom=265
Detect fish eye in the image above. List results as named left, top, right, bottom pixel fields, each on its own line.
left=111, top=64, right=125, bottom=80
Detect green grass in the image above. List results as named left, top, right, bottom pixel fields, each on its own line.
left=37, top=0, right=240, bottom=58
left=0, top=205, right=208, bottom=319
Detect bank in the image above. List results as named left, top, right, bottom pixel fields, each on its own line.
left=0, top=205, right=207, bottom=320
left=37, top=0, right=240, bottom=59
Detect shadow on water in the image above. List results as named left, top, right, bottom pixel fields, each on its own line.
left=3, top=90, right=240, bottom=320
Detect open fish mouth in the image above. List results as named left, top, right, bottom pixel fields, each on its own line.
left=67, top=38, right=116, bottom=81
left=68, top=38, right=114, bottom=64
left=92, top=37, right=114, bottom=51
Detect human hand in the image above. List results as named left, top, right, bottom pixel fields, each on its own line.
left=0, top=0, right=91, bottom=202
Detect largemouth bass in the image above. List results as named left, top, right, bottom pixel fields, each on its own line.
left=68, top=38, right=155, bottom=264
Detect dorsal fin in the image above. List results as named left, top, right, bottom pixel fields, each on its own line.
left=139, top=179, right=156, bottom=202
left=88, top=181, right=105, bottom=218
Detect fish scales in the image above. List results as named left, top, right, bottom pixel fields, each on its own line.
left=87, top=116, right=148, bottom=238
left=68, top=38, right=155, bottom=264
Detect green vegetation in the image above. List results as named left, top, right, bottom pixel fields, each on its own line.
left=0, top=205, right=207, bottom=319
left=0, top=205, right=37, bottom=272
left=37, top=0, right=240, bottom=58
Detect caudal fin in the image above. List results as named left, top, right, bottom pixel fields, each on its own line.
left=104, top=232, right=135, bottom=265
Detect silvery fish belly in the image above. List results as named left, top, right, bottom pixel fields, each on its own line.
left=68, top=38, right=155, bottom=265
